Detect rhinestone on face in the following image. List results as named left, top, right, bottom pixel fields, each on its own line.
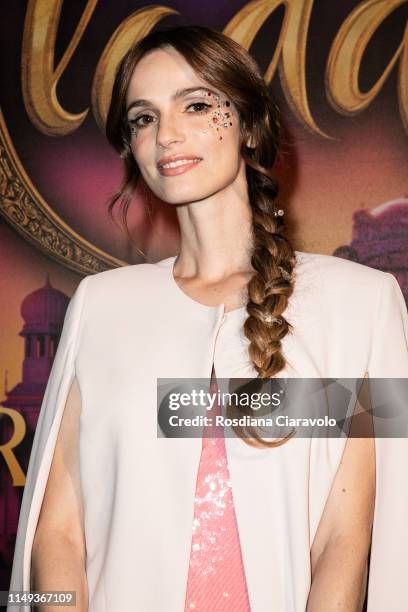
left=205, top=92, right=233, bottom=141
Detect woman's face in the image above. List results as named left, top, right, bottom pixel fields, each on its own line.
left=125, top=46, right=245, bottom=204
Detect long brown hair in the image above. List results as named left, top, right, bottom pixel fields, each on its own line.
left=106, top=25, right=297, bottom=448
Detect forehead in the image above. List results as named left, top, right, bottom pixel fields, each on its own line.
left=126, top=46, right=215, bottom=104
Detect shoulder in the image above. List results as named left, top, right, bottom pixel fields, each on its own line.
left=79, top=259, right=171, bottom=301
left=294, top=250, right=388, bottom=299
left=87, top=261, right=163, bottom=289
left=289, top=252, right=408, bottom=375
left=290, top=250, right=397, bottom=325
left=294, top=250, right=386, bottom=285
left=67, top=260, right=174, bottom=327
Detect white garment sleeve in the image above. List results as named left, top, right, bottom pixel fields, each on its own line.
left=7, top=276, right=89, bottom=612
left=366, top=272, right=408, bottom=612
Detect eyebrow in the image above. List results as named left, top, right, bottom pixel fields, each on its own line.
left=126, top=87, right=217, bottom=113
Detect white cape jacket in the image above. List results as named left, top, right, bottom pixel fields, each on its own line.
left=8, top=251, right=408, bottom=612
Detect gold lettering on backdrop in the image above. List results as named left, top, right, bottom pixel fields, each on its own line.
left=22, top=0, right=97, bottom=136
left=19, top=1, right=408, bottom=137
left=0, top=407, right=26, bottom=486
left=327, top=0, right=408, bottom=131
left=92, top=6, right=179, bottom=130
left=224, top=0, right=329, bottom=138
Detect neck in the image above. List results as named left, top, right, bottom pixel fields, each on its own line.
left=174, top=171, right=254, bottom=282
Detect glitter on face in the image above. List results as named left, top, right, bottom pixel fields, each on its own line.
left=204, top=91, right=234, bottom=141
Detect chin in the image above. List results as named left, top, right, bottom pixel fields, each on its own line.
left=158, top=186, right=216, bottom=205
left=159, top=179, right=234, bottom=205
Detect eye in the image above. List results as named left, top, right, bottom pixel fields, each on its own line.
left=186, top=102, right=212, bottom=113
left=128, top=114, right=156, bottom=128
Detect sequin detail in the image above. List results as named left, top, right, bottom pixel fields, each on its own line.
left=184, top=372, right=251, bottom=611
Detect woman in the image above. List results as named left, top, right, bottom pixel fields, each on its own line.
left=8, top=26, right=408, bottom=612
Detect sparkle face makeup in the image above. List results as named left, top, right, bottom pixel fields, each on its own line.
left=204, top=91, right=234, bottom=141
left=125, top=46, right=246, bottom=205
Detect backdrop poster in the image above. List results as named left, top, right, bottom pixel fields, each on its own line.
left=0, top=0, right=407, bottom=593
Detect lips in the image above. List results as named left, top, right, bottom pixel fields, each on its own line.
left=157, top=154, right=202, bottom=169
left=157, top=154, right=203, bottom=177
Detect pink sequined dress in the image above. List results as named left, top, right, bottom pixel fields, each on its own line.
left=184, top=363, right=251, bottom=611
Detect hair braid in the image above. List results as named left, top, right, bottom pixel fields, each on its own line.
left=225, top=158, right=297, bottom=449
left=245, top=164, right=296, bottom=379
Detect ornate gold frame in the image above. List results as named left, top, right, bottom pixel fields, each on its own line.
left=0, top=109, right=126, bottom=275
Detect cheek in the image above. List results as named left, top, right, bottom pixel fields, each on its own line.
left=130, top=133, right=153, bottom=167
left=203, top=94, right=235, bottom=141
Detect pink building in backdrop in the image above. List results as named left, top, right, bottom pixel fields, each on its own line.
left=0, top=277, right=69, bottom=590
left=333, top=198, right=408, bottom=305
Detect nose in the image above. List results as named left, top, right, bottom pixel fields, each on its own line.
left=156, top=111, right=185, bottom=148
